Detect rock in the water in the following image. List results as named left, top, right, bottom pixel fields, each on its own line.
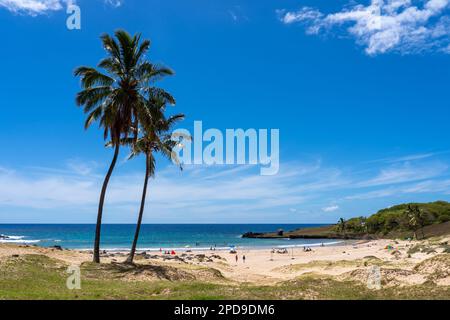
left=242, top=232, right=264, bottom=238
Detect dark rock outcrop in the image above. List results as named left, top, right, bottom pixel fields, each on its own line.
left=242, top=232, right=265, bottom=238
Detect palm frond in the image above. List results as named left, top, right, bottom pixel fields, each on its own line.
left=84, top=106, right=103, bottom=130
left=74, top=29, right=178, bottom=156
left=76, top=87, right=112, bottom=111
left=101, top=33, right=122, bottom=66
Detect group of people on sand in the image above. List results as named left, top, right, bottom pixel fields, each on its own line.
left=272, top=248, right=288, bottom=254
left=160, top=248, right=176, bottom=255
left=270, top=244, right=321, bottom=255
left=234, top=254, right=246, bottom=263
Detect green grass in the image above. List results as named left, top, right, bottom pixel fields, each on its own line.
left=0, top=254, right=448, bottom=300
left=278, top=256, right=386, bottom=272
left=407, top=244, right=438, bottom=255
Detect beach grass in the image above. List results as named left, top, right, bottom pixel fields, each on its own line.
left=274, top=256, right=387, bottom=272
left=0, top=254, right=449, bottom=300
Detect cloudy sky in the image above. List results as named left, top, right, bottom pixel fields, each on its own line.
left=0, top=0, right=449, bottom=223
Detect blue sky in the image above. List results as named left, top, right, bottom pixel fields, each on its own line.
left=0, top=0, right=449, bottom=223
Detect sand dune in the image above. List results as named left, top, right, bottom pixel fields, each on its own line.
left=1, top=236, right=449, bottom=288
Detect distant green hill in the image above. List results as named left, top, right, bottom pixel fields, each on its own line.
left=243, top=201, right=450, bottom=240
left=342, top=201, right=450, bottom=239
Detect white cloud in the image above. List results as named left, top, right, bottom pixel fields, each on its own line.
left=104, top=0, right=121, bottom=8
left=345, top=187, right=400, bottom=200
left=322, top=205, right=339, bottom=212
left=0, top=0, right=64, bottom=15
left=66, top=158, right=99, bottom=176
left=0, top=0, right=122, bottom=15
left=0, top=162, right=317, bottom=213
left=358, top=161, right=448, bottom=187
left=1, top=151, right=449, bottom=222
left=346, top=178, right=450, bottom=200
left=228, top=10, right=238, bottom=21
left=279, top=0, right=450, bottom=55
left=369, top=152, right=438, bottom=163
left=227, top=6, right=249, bottom=23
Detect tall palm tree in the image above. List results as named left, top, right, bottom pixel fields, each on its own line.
left=405, top=205, right=427, bottom=240
left=74, top=30, right=174, bottom=263
left=338, top=218, right=347, bottom=236
left=125, top=97, right=184, bottom=263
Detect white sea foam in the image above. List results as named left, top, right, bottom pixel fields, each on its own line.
left=0, top=234, right=40, bottom=244
left=75, top=242, right=344, bottom=252
left=76, top=246, right=238, bottom=252
left=277, top=241, right=343, bottom=249
left=136, top=246, right=232, bottom=252
left=3, top=235, right=25, bottom=240
left=0, top=239, right=41, bottom=244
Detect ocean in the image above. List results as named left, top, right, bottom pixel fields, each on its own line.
left=0, top=224, right=340, bottom=251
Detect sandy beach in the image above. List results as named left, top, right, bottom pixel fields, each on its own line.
left=1, top=236, right=449, bottom=288
left=140, top=237, right=450, bottom=286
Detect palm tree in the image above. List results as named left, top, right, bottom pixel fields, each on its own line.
left=125, top=97, right=184, bottom=263
left=405, top=205, right=427, bottom=240
left=338, top=218, right=347, bottom=237
left=74, top=30, right=174, bottom=263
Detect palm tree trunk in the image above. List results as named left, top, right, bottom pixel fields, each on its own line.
left=93, top=144, right=120, bottom=263
left=127, top=156, right=150, bottom=264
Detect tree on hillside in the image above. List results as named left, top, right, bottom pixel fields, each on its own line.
left=405, top=205, right=427, bottom=240
left=338, top=218, right=347, bottom=237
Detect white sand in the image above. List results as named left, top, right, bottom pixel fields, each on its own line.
left=1, top=236, right=449, bottom=286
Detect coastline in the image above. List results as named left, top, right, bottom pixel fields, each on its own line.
left=2, top=236, right=448, bottom=284
left=0, top=239, right=346, bottom=252
left=70, top=240, right=347, bottom=253
left=0, top=223, right=342, bottom=251
left=1, top=234, right=449, bottom=299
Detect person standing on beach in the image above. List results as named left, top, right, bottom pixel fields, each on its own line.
left=243, top=255, right=246, bottom=263
left=235, top=255, right=238, bottom=264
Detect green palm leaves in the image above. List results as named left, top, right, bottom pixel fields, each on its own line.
left=405, top=205, right=427, bottom=240
left=75, top=30, right=174, bottom=144
left=74, top=30, right=181, bottom=263
left=338, top=218, right=346, bottom=235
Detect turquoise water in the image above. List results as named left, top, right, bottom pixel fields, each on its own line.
left=0, top=224, right=340, bottom=250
